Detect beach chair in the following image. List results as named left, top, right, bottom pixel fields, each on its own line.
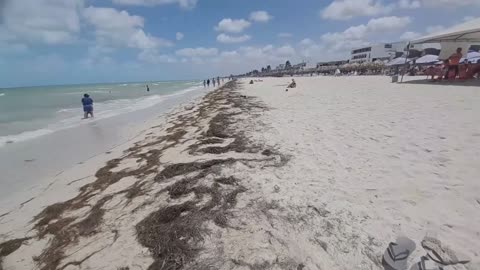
left=447, top=69, right=457, bottom=80
left=458, top=65, right=468, bottom=80
left=432, top=67, right=445, bottom=81
left=467, top=64, right=480, bottom=79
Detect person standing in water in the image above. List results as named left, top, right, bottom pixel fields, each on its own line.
left=146, top=84, right=150, bottom=92
left=203, top=80, right=206, bottom=87
left=212, top=78, right=216, bottom=87
left=82, top=94, right=94, bottom=119
left=217, top=77, right=220, bottom=85
left=207, top=79, right=210, bottom=87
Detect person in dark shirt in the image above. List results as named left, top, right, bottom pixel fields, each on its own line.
left=207, top=79, right=210, bottom=87
left=81, top=94, right=94, bottom=119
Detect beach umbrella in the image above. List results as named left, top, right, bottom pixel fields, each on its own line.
left=386, top=57, right=408, bottom=66
left=467, top=51, right=480, bottom=59
left=460, top=51, right=480, bottom=63
left=469, top=56, right=480, bottom=63
left=415, top=54, right=439, bottom=64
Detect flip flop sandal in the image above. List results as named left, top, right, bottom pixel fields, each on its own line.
left=383, top=237, right=417, bottom=270
left=421, top=236, right=470, bottom=266
left=410, top=256, right=443, bottom=270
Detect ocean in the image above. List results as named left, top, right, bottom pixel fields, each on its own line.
left=0, top=81, right=202, bottom=147
left=0, top=80, right=207, bottom=200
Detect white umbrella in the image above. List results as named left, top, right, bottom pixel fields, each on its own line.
left=386, top=57, right=409, bottom=66
left=415, top=54, right=439, bottom=64
left=460, top=51, right=480, bottom=63
left=467, top=51, right=480, bottom=59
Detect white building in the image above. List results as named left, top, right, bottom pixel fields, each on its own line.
left=350, top=42, right=407, bottom=63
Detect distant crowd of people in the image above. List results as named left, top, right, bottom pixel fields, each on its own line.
left=203, top=76, right=232, bottom=88
left=82, top=77, right=235, bottom=119
left=423, top=47, right=480, bottom=81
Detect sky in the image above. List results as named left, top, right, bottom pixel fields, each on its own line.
left=0, top=0, right=478, bottom=87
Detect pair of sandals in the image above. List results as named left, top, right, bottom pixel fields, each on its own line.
left=383, top=236, right=470, bottom=270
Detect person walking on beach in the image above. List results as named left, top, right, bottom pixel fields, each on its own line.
left=203, top=80, right=206, bottom=87
left=217, top=76, right=220, bottom=85
left=146, top=84, right=150, bottom=92
left=212, top=78, right=216, bottom=87
left=445, top=47, right=463, bottom=79
left=82, top=94, right=94, bottom=119
left=207, top=79, right=210, bottom=87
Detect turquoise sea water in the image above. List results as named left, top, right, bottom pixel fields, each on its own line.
left=0, top=80, right=202, bottom=146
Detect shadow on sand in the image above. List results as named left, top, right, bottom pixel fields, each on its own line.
left=400, top=78, right=480, bottom=87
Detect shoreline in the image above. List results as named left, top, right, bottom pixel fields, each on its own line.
left=0, top=80, right=287, bottom=269
left=1, top=76, right=479, bottom=270
left=0, top=84, right=208, bottom=203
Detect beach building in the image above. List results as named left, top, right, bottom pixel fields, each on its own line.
left=317, top=60, right=349, bottom=68
left=350, top=42, right=407, bottom=63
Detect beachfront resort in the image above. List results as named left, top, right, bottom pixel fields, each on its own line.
left=239, top=19, right=480, bottom=84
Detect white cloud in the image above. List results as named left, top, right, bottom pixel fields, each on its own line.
left=398, top=0, right=421, bottom=9
left=463, top=16, right=475, bottom=22
left=176, top=47, right=218, bottom=57
left=216, top=33, right=251, bottom=43
left=191, top=45, right=300, bottom=68
left=426, top=25, right=445, bottom=34
left=206, top=44, right=301, bottom=75
left=138, top=50, right=177, bottom=63
left=0, top=0, right=83, bottom=44
left=249, top=11, right=273, bottom=22
left=111, top=0, right=198, bottom=8
left=421, top=0, right=480, bottom=7
left=299, top=38, right=314, bottom=46
left=299, top=44, right=324, bottom=60
left=367, top=16, right=412, bottom=32
left=237, top=45, right=297, bottom=61
left=220, top=50, right=240, bottom=58
left=397, top=0, right=480, bottom=9
left=278, top=33, right=293, bottom=38
left=321, top=16, right=411, bottom=52
left=83, top=6, right=172, bottom=50
left=176, top=32, right=184, bottom=40
left=214, top=18, right=251, bottom=33
left=275, top=45, right=296, bottom=57
left=400, top=31, right=422, bottom=40
left=321, top=0, right=392, bottom=20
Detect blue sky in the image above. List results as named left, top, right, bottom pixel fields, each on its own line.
left=0, top=0, right=478, bottom=87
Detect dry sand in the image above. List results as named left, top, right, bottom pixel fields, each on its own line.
left=0, top=77, right=479, bottom=270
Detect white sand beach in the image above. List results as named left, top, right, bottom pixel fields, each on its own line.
left=1, top=77, right=479, bottom=270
